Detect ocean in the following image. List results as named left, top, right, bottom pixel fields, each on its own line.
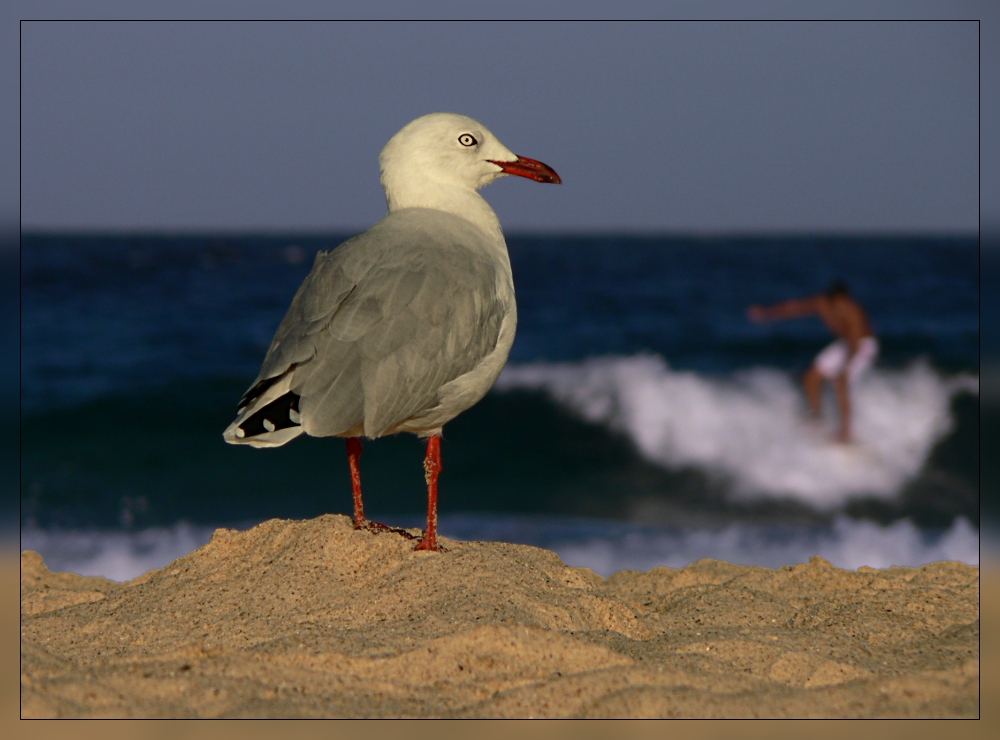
left=19, top=233, right=981, bottom=579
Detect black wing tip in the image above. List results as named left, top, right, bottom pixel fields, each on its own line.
left=237, top=367, right=298, bottom=412
left=236, top=391, right=302, bottom=438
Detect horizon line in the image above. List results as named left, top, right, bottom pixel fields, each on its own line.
left=17, top=226, right=982, bottom=240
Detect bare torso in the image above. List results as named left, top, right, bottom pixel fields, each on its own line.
left=815, top=295, right=873, bottom=348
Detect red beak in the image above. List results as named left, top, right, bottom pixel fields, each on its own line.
left=488, top=156, right=562, bottom=184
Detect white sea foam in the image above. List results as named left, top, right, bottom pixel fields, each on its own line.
left=20, top=523, right=216, bottom=583
left=549, top=517, right=981, bottom=577
left=19, top=515, right=983, bottom=583
left=496, top=355, right=978, bottom=508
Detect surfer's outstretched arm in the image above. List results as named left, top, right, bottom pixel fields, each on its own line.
left=747, top=296, right=821, bottom=323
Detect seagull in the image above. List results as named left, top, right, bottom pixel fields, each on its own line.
left=223, top=112, right=561, bottom=551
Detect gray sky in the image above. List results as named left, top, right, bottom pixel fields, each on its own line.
left=19, top=18, right=980, bottom=233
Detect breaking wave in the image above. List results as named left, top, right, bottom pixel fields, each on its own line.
left=496, top=355, right=978, bottom=509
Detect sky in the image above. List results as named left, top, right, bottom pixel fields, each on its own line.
left=17, top=12, right=983, bottom=234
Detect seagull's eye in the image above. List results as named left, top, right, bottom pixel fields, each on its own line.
left=458, top=134, right=477, bottom=147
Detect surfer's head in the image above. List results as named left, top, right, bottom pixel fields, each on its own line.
left=824, top=280, right=850, bottom=299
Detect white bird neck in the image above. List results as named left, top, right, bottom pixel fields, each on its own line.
left=383, top=179, right=505, bottom=245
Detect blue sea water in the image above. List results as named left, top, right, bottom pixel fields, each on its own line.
left=19, top=233, right=980, bottom=579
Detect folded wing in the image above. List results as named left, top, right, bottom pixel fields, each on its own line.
left=227, top=209, right=509, bottom=445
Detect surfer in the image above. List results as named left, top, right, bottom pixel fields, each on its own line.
left=748, top=281, right=878, bottom=444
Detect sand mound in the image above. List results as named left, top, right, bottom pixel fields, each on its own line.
left=20, top=515, right=979, bottom=718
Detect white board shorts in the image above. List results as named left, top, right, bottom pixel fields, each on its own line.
left=813, top=336, right=879, bottom=382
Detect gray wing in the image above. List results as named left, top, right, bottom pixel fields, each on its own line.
left=246, top=209, right=509, bottom=439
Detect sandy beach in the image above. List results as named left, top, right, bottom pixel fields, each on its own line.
left=19, top=515, right=979, bottom=718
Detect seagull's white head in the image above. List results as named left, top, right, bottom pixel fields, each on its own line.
left=378, top=113, right=560, bottom=221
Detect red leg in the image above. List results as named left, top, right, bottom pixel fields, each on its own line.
left=415, top=435, right=442, bottom=551
left=346, top=437, right=417, bottom=540
left=346, top=437, right=366, bottom=528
